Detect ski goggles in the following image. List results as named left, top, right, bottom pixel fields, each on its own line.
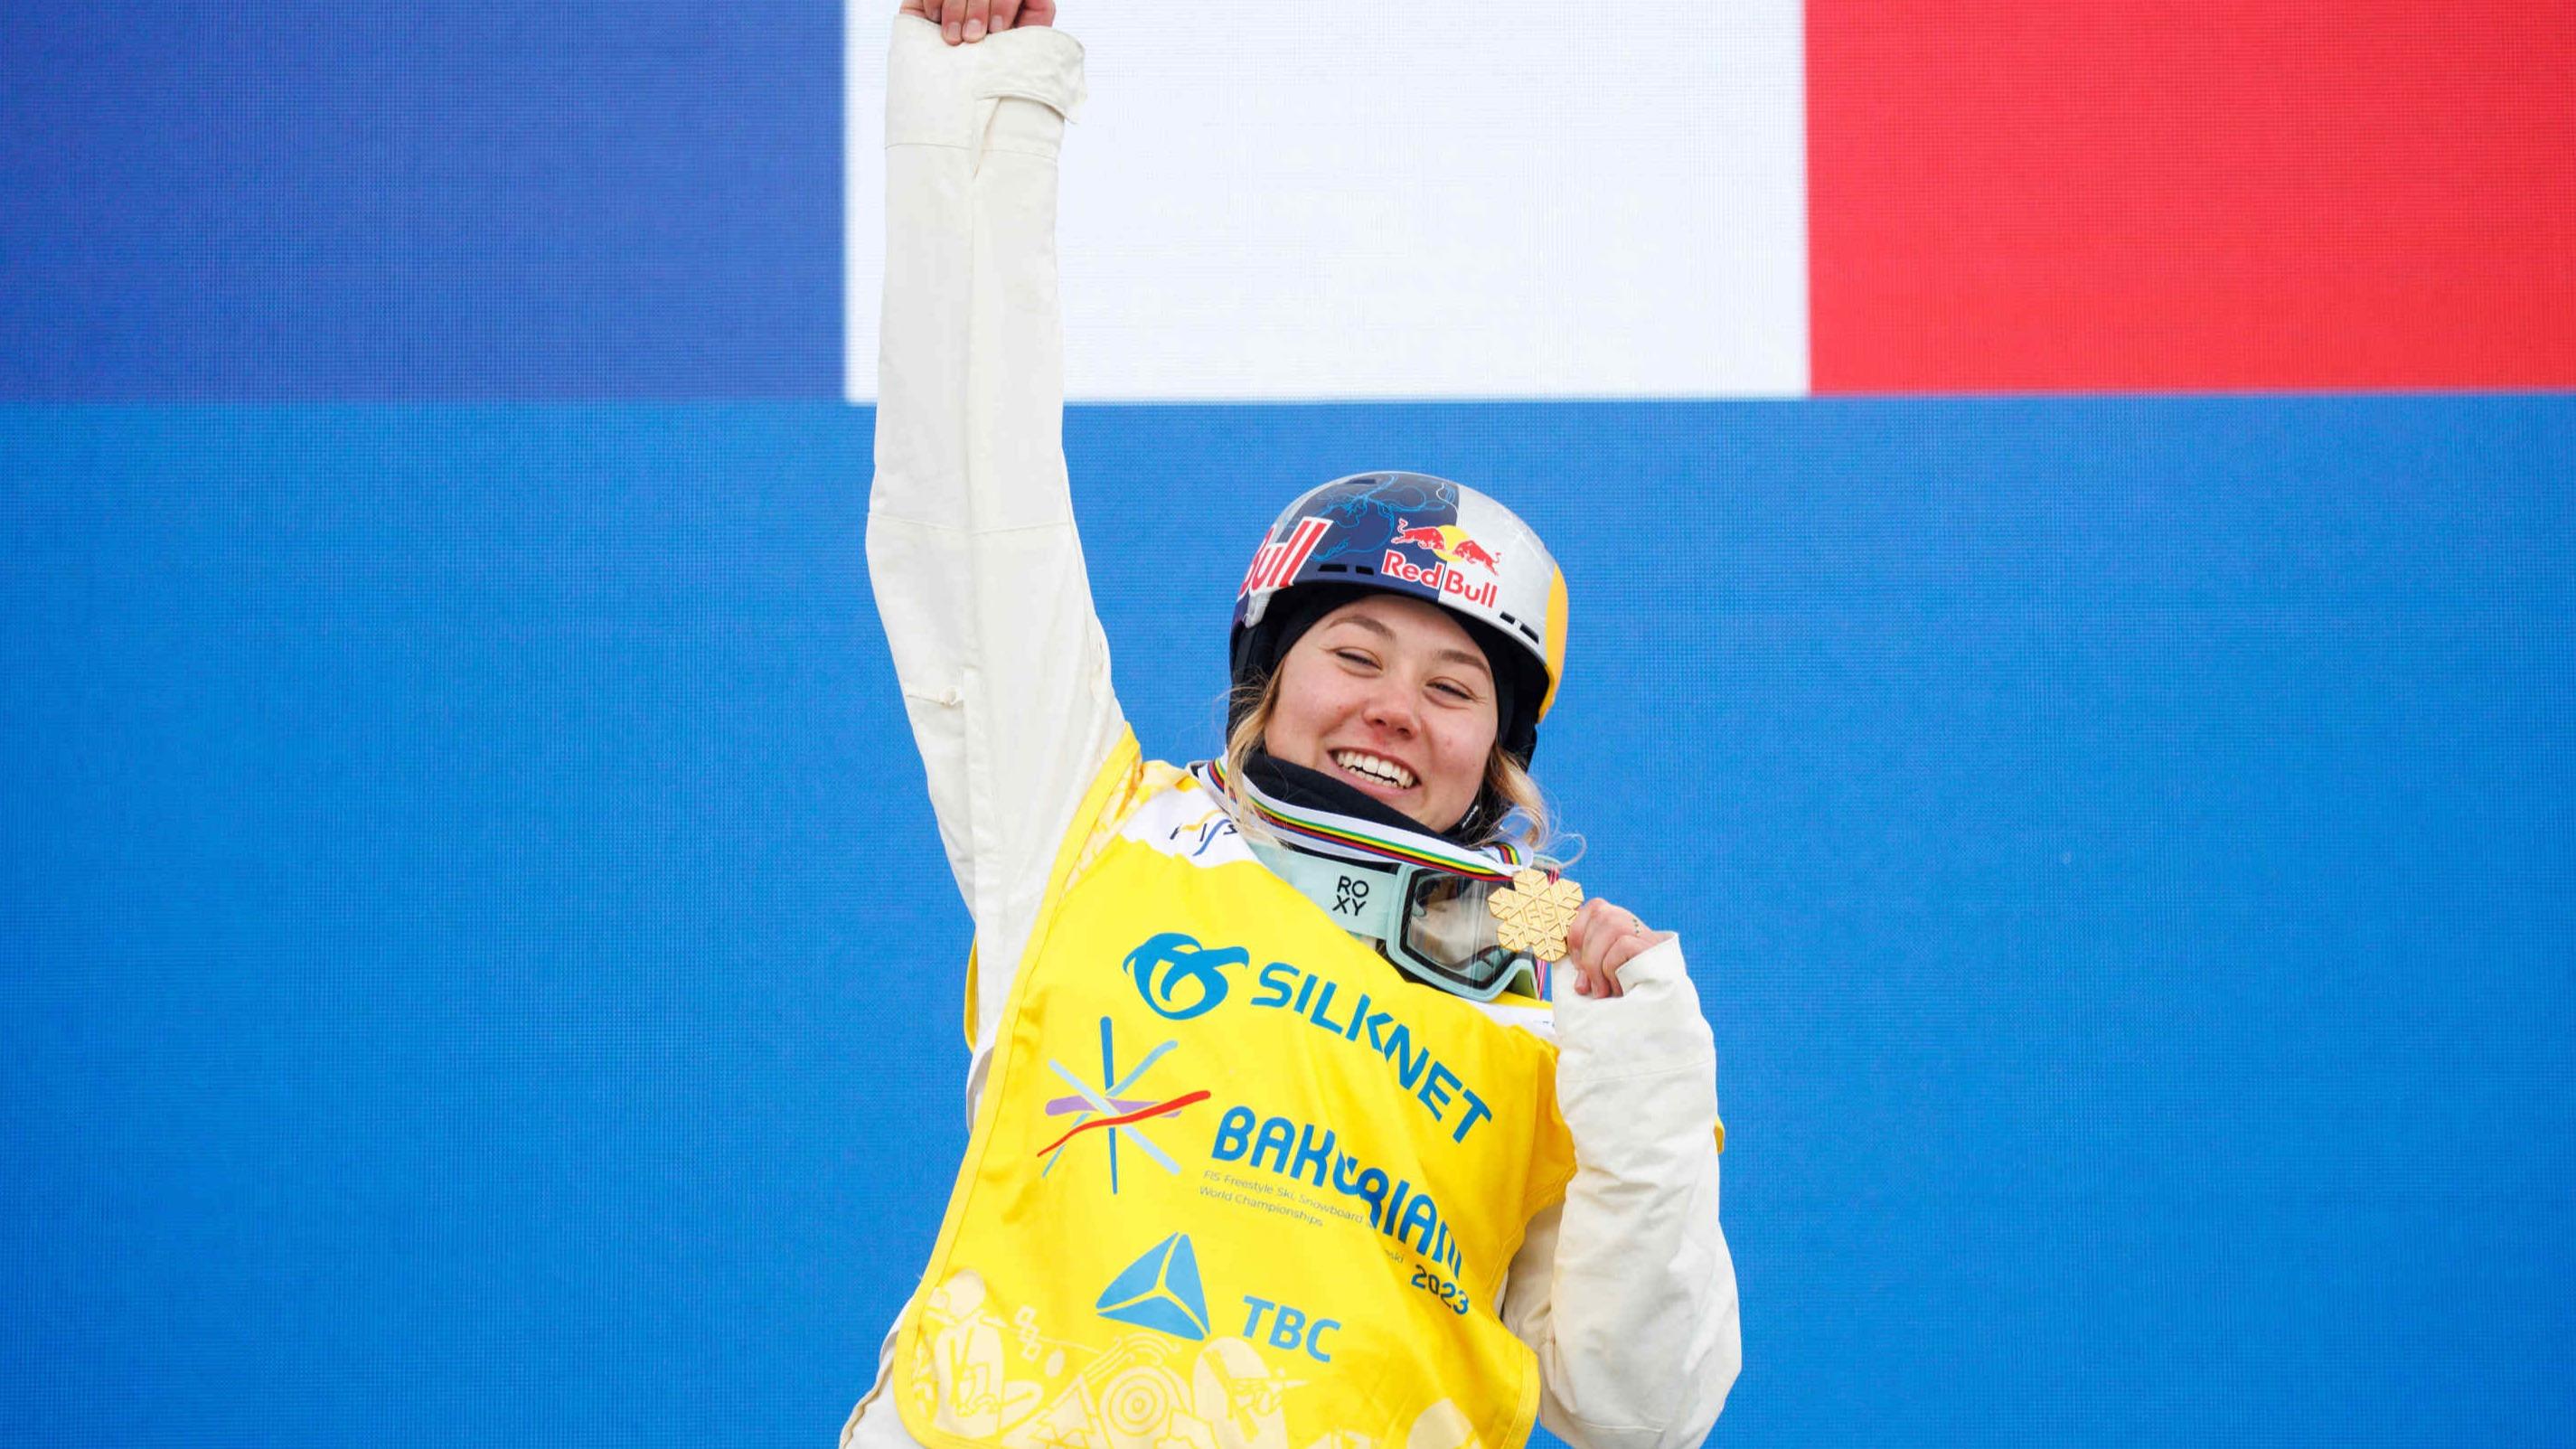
left=1250, top=841, right=1556, bottom=1002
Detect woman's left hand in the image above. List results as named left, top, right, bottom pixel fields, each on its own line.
left=1562, top=897, right=1674, bottom=1000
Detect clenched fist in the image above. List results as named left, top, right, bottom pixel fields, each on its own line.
left=901, top=0, right=1056, bottom=46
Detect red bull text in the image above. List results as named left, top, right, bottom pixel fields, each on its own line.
left=1240, top=516, right=1332, bottom=598
left=1378, top=550, right=1500, bottom=608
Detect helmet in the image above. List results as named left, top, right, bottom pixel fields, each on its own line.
left=1229, top=472, right=1568, bottom=765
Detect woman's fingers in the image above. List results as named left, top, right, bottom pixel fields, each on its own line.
left=925, top=0, right=1015, bottom=43
left=1568, top=899, right=1616, bottom=996
left=1565, top=898, right=1661, bottom=998
left=1565, top=899, right=1608, bottom=995
left=1564, top=897, right=1609, bottom=954
left=1600, top=930, right=1675, bottom=993
left=902, top=0, right=1039, bottom=42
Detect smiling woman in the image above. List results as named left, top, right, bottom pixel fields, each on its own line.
left=1235, top=582, right=1544, bottom=852
left=842, top=9, right=1738, bottom=1449
left=1274, top=597, right=1500, bottom=815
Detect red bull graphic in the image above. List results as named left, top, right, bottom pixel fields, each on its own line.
left=1239, top=515, right=1332, bottom=598
left=1391, top=520, right=1501, bottom=572
left=1385, top=518, right=1501, bottom=609
left=1241, top=508, right=1507, bottom=613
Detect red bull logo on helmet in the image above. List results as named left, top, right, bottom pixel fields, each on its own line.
left=1241, top=511, right=1505, bottom=612
left=1379, top=550, right=1500, bottom=609
left=1390, top=520, right=1501, bottom=573
left=1239, top=515, right=1332, bottom=599
left=1384, top=518, right=1501, bottom=608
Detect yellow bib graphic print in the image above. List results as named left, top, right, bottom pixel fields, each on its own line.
left=889, top=739, right=1576, bottom=1449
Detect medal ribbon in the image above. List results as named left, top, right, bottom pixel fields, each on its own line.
left=1196, top=758, right=1528, bottom=882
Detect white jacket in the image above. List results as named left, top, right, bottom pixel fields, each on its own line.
left=846, top=18, right=1740, bottom=1449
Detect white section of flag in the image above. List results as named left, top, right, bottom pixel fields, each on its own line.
left=847, top=4, right=1808, bottom=401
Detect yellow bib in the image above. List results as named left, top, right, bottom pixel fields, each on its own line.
left=889, top=735, right=1577, bottom=1449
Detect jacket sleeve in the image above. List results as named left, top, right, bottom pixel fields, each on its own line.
left=870, top=14, right=1125, bottom=1057
left=1500, top=937, right=1742, bottom=1449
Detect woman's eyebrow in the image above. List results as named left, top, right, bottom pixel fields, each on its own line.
left=1435, top=648, right=1494, bottom=674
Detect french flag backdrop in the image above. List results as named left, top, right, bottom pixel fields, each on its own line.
left=5, top=4, right=2571, bottom=1446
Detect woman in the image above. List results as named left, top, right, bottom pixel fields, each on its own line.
left=845, top=7, right=1740, bottom=1449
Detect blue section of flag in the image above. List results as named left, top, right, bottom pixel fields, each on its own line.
left=0, top=5, right=840, bottom=400
left=1, top=396, right=2569, bottom=1444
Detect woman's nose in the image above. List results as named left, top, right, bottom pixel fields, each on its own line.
left=1361, top=680, right=1420, bottom=735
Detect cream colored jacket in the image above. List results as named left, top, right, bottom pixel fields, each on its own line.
left=845, top=18, right=1740, bottom=1449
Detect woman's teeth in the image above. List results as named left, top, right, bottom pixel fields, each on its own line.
left=1330, top=750, right=1415, bottom=789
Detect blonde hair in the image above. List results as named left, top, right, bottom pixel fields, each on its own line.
left=1219, top=668, right=1557, bottom=855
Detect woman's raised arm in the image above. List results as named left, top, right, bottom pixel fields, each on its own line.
left=869, top=11, right=1123, bottom=1056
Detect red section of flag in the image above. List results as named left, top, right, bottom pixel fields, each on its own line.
left=1807, top=3, right=2576, bottom=393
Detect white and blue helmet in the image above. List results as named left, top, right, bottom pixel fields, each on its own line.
left=1230, top=472, right=1569, bottom=765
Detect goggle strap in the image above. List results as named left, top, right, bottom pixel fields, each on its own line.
left=1246, top=842, right=1406, bottom=943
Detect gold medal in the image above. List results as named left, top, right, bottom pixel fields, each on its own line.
left=1487, top=867, right=1584, bottom=963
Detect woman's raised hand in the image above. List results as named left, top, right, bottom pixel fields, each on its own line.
left=901, top=0, right=1055, bottom=45
left=1562, top=897, right=1676, bottom=1001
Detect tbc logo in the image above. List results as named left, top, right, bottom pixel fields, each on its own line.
left=1123, top=932, right=1248, bottom=1021
left=1095, top=1232, right=1211, bottom=1341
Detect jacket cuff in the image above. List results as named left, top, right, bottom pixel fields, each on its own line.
left=888, top=14, right=1087, bottom=148
left=1552, top=936, right=1718, bottom=1085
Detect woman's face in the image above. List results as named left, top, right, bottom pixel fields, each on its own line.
left=1264, top=594, right=1499, bottom=833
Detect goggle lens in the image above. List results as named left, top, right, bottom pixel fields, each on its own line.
left=1395, top=871, right=1538, bottom=1002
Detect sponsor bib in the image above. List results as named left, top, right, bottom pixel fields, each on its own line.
left=888, top=737, right=1575, bottom=1449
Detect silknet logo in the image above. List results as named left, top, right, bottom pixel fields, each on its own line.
left=1123, top=932, right=1248, bottom=1021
